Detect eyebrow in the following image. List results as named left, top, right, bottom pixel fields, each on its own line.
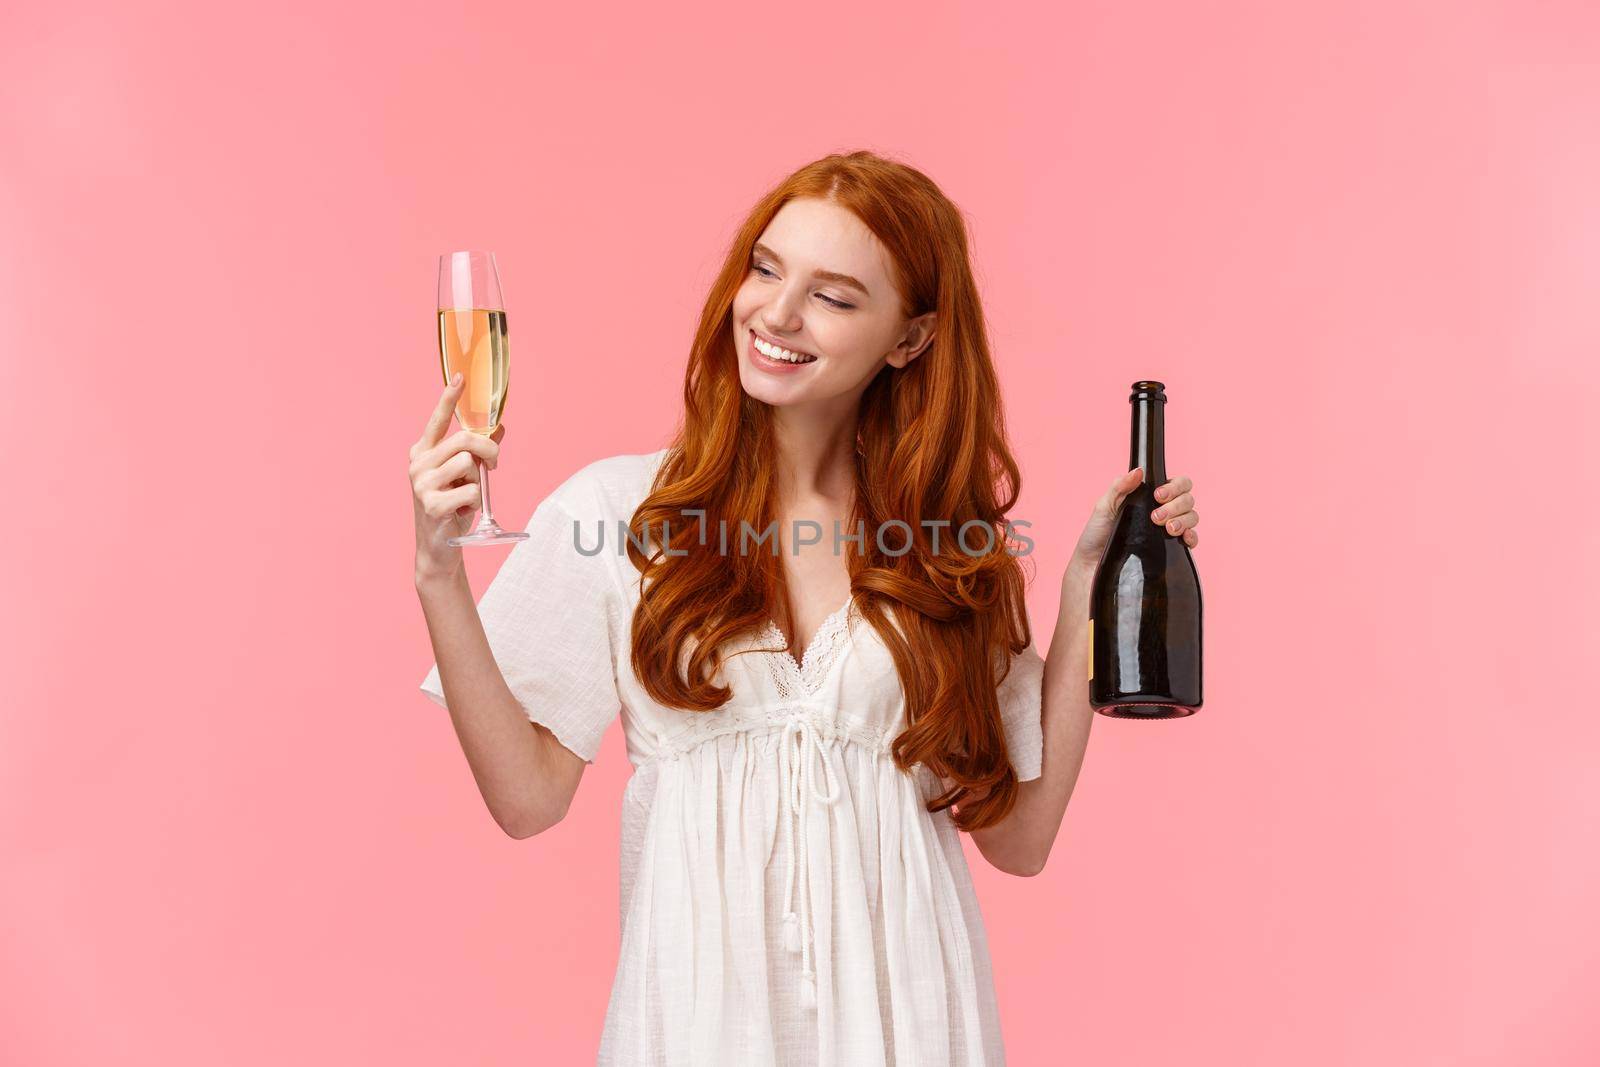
left=751, top=242, right=872, bottom=298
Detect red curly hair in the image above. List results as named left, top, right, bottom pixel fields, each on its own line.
left=626, top=150, right=1035, bottom=833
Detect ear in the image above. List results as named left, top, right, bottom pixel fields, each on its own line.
left=886, top=312, right=937, bottom=369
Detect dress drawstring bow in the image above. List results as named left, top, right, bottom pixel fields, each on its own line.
left=777, top=715, right=841, bottom=1011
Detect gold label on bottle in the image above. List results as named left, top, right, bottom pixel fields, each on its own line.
left=1087, top=621, right=1094, bottom=681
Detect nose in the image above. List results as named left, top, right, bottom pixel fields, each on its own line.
left=759, top=283, right=804, bottom=334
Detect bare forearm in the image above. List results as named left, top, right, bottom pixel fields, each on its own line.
left=972, top=567, right=1096, bottom=875
left=415, top=572, right=576, bottom=837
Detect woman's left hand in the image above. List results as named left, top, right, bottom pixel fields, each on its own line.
left=1067, top=468, right=1201, bottom=579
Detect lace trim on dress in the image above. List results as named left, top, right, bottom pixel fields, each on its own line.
left=761, top=597, right=855, bottom=699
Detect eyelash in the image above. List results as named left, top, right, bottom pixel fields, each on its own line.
left=752, top=264, right=854, bottom=309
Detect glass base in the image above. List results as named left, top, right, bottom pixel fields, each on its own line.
left=447, top=519, right=531, bottom=547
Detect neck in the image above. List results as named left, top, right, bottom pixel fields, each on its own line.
left=770, top=399, right=859, bottom=503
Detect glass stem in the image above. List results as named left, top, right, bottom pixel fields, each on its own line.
left=475, top=457, right=497, bottom=530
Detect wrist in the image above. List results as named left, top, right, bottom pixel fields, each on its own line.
left=414, top=560, right=467, bottom=595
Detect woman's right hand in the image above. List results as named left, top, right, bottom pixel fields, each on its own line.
left=410, top=372, right=504, bottom=583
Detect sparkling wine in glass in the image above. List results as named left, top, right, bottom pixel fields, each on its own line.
left=436, top=250, right=528, bottom=546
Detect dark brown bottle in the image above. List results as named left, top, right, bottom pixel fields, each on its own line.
left=1088, top=381, right=1203, bottom=718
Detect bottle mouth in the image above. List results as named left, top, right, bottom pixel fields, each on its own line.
left=1130, top=380, right=1166, bottom=401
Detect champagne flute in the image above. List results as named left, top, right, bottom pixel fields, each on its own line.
left=436, top=250, right=529, bottom=546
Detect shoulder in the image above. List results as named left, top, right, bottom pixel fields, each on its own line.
left=542, top=446, right=671, bottom=521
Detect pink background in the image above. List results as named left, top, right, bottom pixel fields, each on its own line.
left=4, top=1, right=1597, bottom=1063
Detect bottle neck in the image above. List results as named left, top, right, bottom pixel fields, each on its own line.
left=1129, top=397, right=1167, bottom=487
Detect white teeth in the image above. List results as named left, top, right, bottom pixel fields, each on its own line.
left=752, top=334, right=816, bottom=363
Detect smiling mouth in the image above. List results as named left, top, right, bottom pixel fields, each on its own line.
left=749, top=329, right=818, bottom=364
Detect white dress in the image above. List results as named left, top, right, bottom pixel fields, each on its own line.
left=420, top=448, right=1046, bottom=1066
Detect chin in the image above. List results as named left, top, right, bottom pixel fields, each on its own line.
left=737, top=361, right=797, bottom=406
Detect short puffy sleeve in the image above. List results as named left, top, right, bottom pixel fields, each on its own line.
left=997, top=641, right=1046, bottom=782
left=418, top=492, right=624, bottom=763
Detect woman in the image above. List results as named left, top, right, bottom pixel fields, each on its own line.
left=412, top=150, right=1202, bottom=1065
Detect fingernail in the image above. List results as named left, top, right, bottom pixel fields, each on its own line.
left=1154, top=487, right=1165, bottom=501
left=451, top=371, right=462, bottom=386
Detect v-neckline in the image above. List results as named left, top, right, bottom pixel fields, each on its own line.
left=765, top=594, right=855, bottom=679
